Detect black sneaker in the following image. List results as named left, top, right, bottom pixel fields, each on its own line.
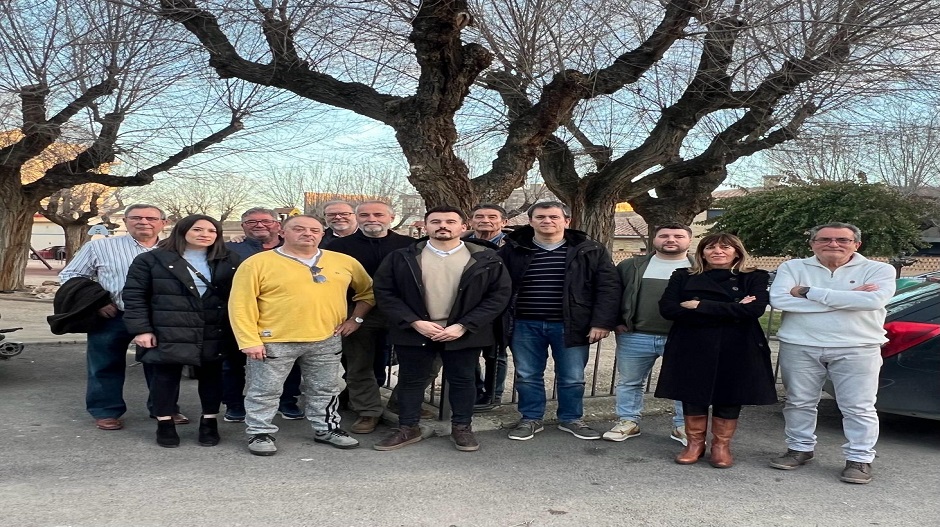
left=223, top=407, right=246, bottom=423
left=278, top=402, right=305, bottom=420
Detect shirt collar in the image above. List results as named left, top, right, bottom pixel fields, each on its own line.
left=426, top=240, right=466, bottom=257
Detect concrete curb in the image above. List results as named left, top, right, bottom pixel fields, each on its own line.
left=0, top=295, right=53, bottom=304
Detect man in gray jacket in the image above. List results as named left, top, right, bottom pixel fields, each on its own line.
left=603, top=223, right=693, bottom=444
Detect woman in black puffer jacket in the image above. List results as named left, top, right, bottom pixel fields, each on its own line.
left=123, top=214, right=241, bottom=448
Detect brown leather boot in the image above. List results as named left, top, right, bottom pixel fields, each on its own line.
left=674, top=415, right=708, bottom=465
left=709, top=417, right=738, bottom=468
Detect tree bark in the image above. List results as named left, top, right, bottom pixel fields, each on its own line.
left=61, top=223, right=92, bottom=262
left=0, top=172, right=39, bottom=291
left=567, top=187, right=619, bottom=250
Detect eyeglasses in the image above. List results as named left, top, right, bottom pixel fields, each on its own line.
left=126, top=216, right=163, bottom=222
left=243, top=220, right=277, bottom=226
left=812, top=237, right=857, bottom=245
left=310, top=266, right=327, bottom=283
left=325, top=212, right=353, bottom=218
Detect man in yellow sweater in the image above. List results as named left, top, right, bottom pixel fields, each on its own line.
left=229, top=215, right=374, bottom=456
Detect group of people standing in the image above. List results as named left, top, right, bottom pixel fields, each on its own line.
left=59, top=199, right=893, bottom=484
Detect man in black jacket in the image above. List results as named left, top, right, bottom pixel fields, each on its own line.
left=328, top=201, right=413, bottom=434
left=499, top=201, right=621, bottom=442
left=372, top=206, right=511, bottom=452
left=319, top=200, right=358, bottom=248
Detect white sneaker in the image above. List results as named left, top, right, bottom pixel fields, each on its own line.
left=671, top=425, right=688, bottom=446
left=314, top=429, right=360, bottom=449
left=602, top=420, right=640, bottom=442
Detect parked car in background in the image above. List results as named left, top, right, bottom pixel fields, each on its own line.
left=30, top=245, right=66, bottom=260
left=825, top=278, right=940, bottom=420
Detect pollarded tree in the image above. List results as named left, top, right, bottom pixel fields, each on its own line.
left=704, top=181, right=930, bottom=257
left=155, top=0, right=940, bottom=244
left=38, top=185, right=124, bottom=262
left=0, top=0, right=249, bottom=290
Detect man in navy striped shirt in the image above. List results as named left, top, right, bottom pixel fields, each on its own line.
left=499, top=202, right=621, bottom=441
left=60, top=204, right=184, bottom=431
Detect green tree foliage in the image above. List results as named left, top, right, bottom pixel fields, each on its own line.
left=704, top=181, right=930, bottom=257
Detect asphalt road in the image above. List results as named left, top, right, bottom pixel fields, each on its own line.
left=2, top=344, right=939, bottom=527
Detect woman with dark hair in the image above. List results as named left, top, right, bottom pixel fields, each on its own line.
left=654, top=233, right=777, bottom=468
left=123, top=214, right=241, bottom=447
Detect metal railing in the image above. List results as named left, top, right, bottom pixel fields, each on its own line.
left=411, top=305, right=783, bottom=416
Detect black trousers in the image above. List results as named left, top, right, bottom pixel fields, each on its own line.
left=395, top=343, right=481, bottom=427
left=682, top=402, right=742, bottom=420
left=151, top=361, right=224, bottom=417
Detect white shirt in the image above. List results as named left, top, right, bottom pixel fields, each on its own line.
left=59, top=235, right=159, bottom=310
left=769, top=254, right=896, bottom=346
left=426, top=241, right=466, bottom=257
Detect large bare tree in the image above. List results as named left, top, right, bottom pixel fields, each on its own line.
left=124, top=172, right=257, bottom=221
left=154, top=0, right=940, bottom=243
left=37, top=185, right=125, bottom=262
left=765, top=99, right=940, bottom=194
left=0, top=0, right=248, bottom=290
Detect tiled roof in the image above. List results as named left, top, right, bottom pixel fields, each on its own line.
left=711, top=188, right=763, bottom=199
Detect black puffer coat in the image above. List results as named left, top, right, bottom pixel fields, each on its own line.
left=123, top=249, right=240, bottom=366
left=654, top=268, right=778, bottom=406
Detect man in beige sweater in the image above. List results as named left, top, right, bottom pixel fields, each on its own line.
left=372, top=206, right=511, bottom=452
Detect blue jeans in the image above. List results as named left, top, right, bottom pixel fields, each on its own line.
left=510, top=320, right=589, bottom=422
left=86, top=313, right=168, bottom=419
left=779, top=343, right=882, bottom=463
left=614, top=332, right=683, bottom=427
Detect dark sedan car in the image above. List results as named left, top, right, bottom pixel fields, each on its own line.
left=873, top=279, right=940, bottom=420
left=30, top=245, right=66, bottom=260
left=824, top=278, right=940, bottom=420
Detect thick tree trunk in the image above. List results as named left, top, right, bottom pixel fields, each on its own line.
left=629, top=168, right=727, bottom=247
left=397, top=130, right=476, bottom=212
left=0, top=186, right=39, bottom=291
left=570, top=196, right=618, bottom=250
left=62, top=223, right=91, bottom=262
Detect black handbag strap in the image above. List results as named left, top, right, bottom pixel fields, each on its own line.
left=182, top=260, right=216, bottom=291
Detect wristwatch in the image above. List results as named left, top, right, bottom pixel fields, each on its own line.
left=797, top=286, right=810, bottom=298
left=352, top=317, right=364, bottom=324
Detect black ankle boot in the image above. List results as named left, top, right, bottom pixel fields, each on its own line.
left=198, top=417, right=220, bottom=447
left=156, top=419, right=179, bottom=448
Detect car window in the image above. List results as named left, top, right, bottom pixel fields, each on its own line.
left=887, top=282, right=940, bottom=318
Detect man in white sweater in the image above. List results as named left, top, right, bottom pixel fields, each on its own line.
left=769, top=222, right=895, bottom=485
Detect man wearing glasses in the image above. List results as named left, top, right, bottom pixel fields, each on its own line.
left=769, top=222, right=895, bottom=484
left=60, top=204, right=186, bottom=430
left=229, top=215, right=374, bottom=455
left=222, top=208, right=305, bottom=423
left=320, top=201, right=358, bottom=248
left=327, top=201, right=413, bottom=434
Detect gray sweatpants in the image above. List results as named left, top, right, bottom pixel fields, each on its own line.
left=245, top=337, right=345, bottom=435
